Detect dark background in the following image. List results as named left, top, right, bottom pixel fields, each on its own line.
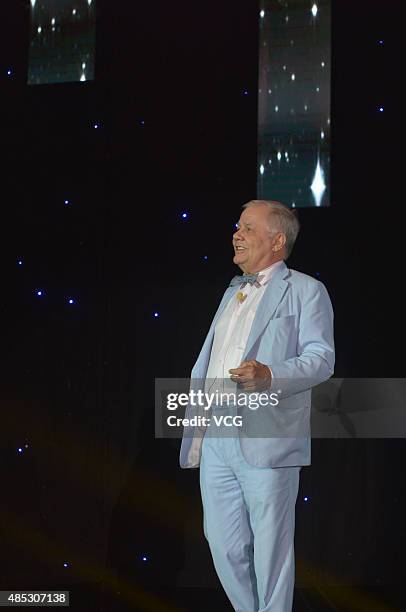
left=1, top=1, right=405, bottom=610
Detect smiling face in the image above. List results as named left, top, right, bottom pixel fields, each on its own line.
left=232, top=203, right=286, bottom=273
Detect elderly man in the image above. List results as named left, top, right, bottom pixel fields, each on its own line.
left=180, top=200, right=334, bottom=612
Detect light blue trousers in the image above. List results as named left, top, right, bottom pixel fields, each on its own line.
left=200, top=411, right=300, bottom=612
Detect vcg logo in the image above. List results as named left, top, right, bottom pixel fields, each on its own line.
left=212, top=415, right=242, bottom=427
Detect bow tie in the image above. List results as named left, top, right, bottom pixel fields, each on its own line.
left=230, top=273, right=260, bottom=288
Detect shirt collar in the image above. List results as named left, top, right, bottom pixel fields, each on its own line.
left=256, top=260, right=284, bottom=286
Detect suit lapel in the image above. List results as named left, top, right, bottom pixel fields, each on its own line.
left=243, top=262, right=290, bottom=361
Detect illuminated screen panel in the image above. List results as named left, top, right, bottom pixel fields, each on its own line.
left=257, top=1, right=331, bottom=207
left=28, top=0, right=96, bottom=85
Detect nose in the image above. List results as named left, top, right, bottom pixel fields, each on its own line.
left=233, top=227, right=244, bottom=242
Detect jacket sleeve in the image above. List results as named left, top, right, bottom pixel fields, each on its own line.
left=269, top=280, right=335, bottom=399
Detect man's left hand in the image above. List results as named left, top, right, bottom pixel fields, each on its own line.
left=229, top=360, right=272, bottom=391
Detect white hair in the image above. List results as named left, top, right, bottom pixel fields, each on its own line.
left=242, top=199, right=300, bottom=258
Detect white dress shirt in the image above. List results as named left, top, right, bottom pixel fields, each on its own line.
left=205, top=260, right=283, bottom=399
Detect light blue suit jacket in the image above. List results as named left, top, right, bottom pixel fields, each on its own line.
left=179, top=261, right=335, bottom=468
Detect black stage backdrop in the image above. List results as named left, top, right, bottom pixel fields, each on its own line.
left=1, top=1, right=405, bottom=610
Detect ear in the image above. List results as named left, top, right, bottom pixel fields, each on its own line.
left=272, top=232, right=286, bottom=253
